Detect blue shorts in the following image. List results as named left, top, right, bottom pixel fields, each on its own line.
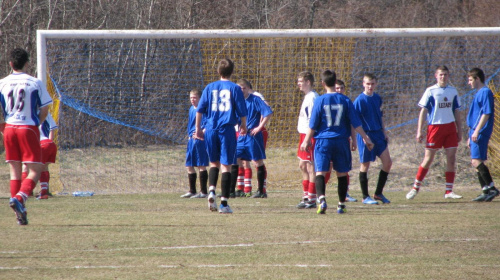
left=357, top=130, right=388, bottom=163
left=314, top=138, right=352, bottom=173
left=236, top=132, right=266, bottom=161
left=469, top=129, right=491, bottom=160
left=185, top=138, right=209, bottom=167
left=204, top=125, right=237, bottom=165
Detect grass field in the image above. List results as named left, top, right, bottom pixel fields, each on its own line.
left=1, top=188, right=499, bottom=280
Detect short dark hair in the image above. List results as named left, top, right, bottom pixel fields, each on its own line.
left=436, top=65, right=449, bottom=72
left=298, top=71, right=314, bottom=85
left=321, top=70, right=337, bottom=87
left=468, top=68, right=485, bottom=83
left=237, top=78, right=252, bottom=89
left=335, top=79, right=345, bottom=87
left=10, top=48, right=29, bottom=70
left=190, top=88, right=202, bottom=97
left=218, top=58, right=234, bottom=78
left=363, top=73, right=377, bottom=81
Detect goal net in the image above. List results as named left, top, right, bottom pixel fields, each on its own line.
left=37, top=28, right=500, bottom=194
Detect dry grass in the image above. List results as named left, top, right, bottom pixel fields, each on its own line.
left=1, top=191, right=499, bottom=279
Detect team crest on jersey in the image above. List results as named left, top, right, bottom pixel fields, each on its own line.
left=439, top=97, right=452, bottom=108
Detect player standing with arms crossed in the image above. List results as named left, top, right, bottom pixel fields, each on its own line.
left=466, top=68, right=499, bottom=202
left=0, top=48, right=53, bottom=225
left=353, top=74, right=392, bottom=204
left=300, top=70, right=373, bottom=214
left=406, top=66, right=463, bottom=200
left=181, top=89, right=209, bottom=199
left=195, top=58, right=248, bottom=214
left=296, top=71, right=319, bottom=209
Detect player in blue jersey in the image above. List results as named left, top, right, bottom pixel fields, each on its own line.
left=406, top=66, right=463, bottom=200
left=467, top=68, right=499, bottom=202
left=235, top=81, right=273, bottom=198
left=232, top=79, right=271, bottom=198
left=0, top=48, right=53, bottom=225
left=353, top=74, right=392, bottom=204
left=296, top=71, right=319, bottom=209
left=195, top=58, right=248, bottom=214
left=182, top=89, right=209, bottom=199
left=300, top=70, right=373, bottom=214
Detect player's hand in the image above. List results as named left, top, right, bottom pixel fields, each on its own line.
left=467, top=137, right=470, bottom=148
left=457, top=132, right=462, bottom=143
left=250, top=126, right=262, bottom=136
left=194, top=128, right=204, bottom=140
left=0, top=122, right=5, bottom=134
left=300, top=140, right=310, bottom=152
left=239, top=124, right=248, bottom=136
left=416, top=131, right=424, bottom=143
left=384, top=132, right=390, bottom=144
left=471, top=131, right=479, bottom=142
left=364, top=137, right=374, bottom=151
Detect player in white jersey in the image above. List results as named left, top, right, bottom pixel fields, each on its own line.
left=296, top=71, right=319, bottom=209
left=0, top=48, right=53, bottom=225
left=406, top=66, right=463, bottom=200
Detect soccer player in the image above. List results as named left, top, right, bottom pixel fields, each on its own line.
left=296, top=71, right=319, bottom=209
left=353, top=74, right=392, bottom=204
left=235, top=81, right=273, bottom=198
left=21, top=112, right=58, bottom=199
left=300, top=70, right=373, bottom=214
left=233, top=79, right=271, bottom=198
left=0, top=48, right=53, bottom=225
left=333, top=79, right=358, bottom=202
left=182, top=89, right=209, bottom=199
left=195, top=58, right=248, bottom=214
left=406, top=66, right=463, bottom=200
left=466, top=68, right=499, bottom=202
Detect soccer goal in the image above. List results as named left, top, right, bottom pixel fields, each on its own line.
left=37, top=28, right=500, bottom=194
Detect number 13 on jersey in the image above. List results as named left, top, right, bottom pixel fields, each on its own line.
left=211, top=89, right=231, bottom=112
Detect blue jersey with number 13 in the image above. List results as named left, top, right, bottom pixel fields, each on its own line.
left=197, top=80, right=247, bottom=130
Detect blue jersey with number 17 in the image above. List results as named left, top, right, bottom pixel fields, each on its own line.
left=197, top=80, right=248, bottom=130
left=309, top=93, right=362, bottom=139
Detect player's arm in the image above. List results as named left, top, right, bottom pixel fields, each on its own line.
left=416, top=107, right=427, bottom=143
left=354, top=125, right=374, bottom=151
left=239, top=116, right=247, bottom=136
left=251, top=114, right=272, bottom=136
left=194, top=112, right=204, bottom=140
left=350, top=125, right=357, bottom=151
left=471, top=114, right=490, bottom=142
left=300, top=128, right=315, bottom=152
left=39, top=106, right=49, bottom=125
left=454, top=108, right=462, bottom=142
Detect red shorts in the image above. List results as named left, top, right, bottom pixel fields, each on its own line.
left=41, top=139, right=57, bottom=164
left=297, top=133, right=315, bottom=162
left=262, top=127, right=268, bottom=149
left=3, top=125, right=42, bottom=163
left=426, top=123, right=458, bottom=149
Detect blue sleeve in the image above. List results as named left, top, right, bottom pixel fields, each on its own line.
left=233, top=86, right=248, bottom=118
left=482, top=90, right=494, bottom=115
left=197, top=87, right=209, bottom=114
left=257, top=98, right=273, bottom=117
left=348, top=100, right=362, bottom=128
left=309, top=98, right=322, bottom=130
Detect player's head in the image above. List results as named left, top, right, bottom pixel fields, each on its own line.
left=237, top=78, right=253, bottom=97
left=320, top=70, right=337, bottom=88
left=335, top=79, right=346, bottom=94
left=434, top=65, right=450, bottom=87
left=218, top=58, right=234, bottom=78
left=189, top=88, right=202, bottom=107
left=467, top=68, right=485, bottom=89
left=9, top=48, right=29, bottom=71
left=297, top=71, right=314, bottom=93
left=363, top=73, right=377, bottom=95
